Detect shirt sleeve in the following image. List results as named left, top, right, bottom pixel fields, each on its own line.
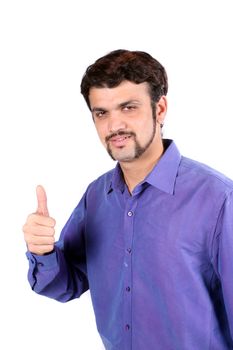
left=26, top=191, right=89, bottom=302
left=215, top=190, right=233, bottom=338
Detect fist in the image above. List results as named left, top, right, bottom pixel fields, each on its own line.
left=23, top=185, right=56, bottom=255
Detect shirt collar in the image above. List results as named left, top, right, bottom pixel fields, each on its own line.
left=145, top=139, right=181, bottom=195
left=108, top=139, right=181, bottom=195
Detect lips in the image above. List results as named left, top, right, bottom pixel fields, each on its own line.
left=110, top=135, right=131, bottom=142
left=108, top=134, right=132, bottom=148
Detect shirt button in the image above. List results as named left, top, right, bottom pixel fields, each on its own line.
left=127, top=211, right=133, bottom=217
left=127, top=248, right=132, bottom=253
left=125, top=324, right=130, bottom=331
left=126, top=286, right=131, bottom=292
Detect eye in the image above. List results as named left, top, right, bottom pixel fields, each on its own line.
left=94, top=110, right=106, bottom=118
left=122, top=105, right=137, bottom=111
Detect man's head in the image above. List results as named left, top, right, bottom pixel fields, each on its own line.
left=80, top=49, right=168, bottom=111
left=80, top=50, right=168, bottom=163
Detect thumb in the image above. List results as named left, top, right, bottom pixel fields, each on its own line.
left=36, top=185, right=49, bottom=216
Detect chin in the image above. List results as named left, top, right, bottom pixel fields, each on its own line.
left=115, top=154, right=137, bottom=162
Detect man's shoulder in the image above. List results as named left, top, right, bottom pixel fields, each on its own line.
left=180, top=156, right=233, bottom=193
left=87, top=168, right=115, bottom=193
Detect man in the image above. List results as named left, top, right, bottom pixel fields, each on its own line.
left=23, top=49, right=233, bottom=349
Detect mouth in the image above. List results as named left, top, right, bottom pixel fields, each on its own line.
left=108, top=134, right=132, bottom=148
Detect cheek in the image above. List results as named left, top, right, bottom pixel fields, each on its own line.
left=136, top=117, right=154, bottom=137
left=95, top=124, right=107, bottom=144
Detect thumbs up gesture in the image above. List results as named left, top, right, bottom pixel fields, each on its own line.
left=23, top=186, right=56, bottom=255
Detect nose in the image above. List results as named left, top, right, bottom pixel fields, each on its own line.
left=108, top=111, right=127, bottom=134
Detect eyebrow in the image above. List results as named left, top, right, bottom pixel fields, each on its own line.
left=91, top=100, right=141, bottom=113
left=91, top=107, right=107, bottom=113
left=119, top=100, right=141, bottom=108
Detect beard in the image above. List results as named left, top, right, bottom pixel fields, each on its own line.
left=105, top=115, right=157, bottom=162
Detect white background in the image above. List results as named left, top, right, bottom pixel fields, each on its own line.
left=1, top=0, right=233, bottom=349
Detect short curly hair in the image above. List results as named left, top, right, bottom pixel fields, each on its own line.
left=80, top=49, right=168, bottom=109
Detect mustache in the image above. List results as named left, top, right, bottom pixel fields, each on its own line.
left=105, top=130, right=136, bottom=142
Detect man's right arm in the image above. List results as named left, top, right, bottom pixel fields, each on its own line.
left=23, top=185, right=89, bottom=302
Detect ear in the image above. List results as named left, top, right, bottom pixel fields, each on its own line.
left=156, top=96, right=167, bottom=125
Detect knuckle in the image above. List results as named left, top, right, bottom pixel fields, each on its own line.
left=26, top=213, right=36, bottom=223
left=24, top=235, right=34, bottom=245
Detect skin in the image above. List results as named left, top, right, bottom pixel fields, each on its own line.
left=23, top=80, right=167, bottom=255
left=23, top=185, right=56, bottom=255
left=90, top=81, right=167, bottom=192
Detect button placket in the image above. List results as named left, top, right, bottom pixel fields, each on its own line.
left=123, top=197, right=138, bottom=346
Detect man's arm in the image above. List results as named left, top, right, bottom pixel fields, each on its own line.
left=213, top=190, right=233, bottom=341
left=23, top=186, right=89, bottom=302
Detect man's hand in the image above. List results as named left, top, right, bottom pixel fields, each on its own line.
left=23, top=185, right=56, bottom=255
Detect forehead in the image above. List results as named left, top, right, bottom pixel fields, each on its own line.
left=89, top=81, right=150, bottom=109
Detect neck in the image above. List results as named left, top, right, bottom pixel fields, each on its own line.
left=120, top=138, right=164, bottom=194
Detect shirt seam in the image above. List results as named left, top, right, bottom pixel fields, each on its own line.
left=209, top=190, right=233, bottom=278
left=181, top=160, right=233, bottom=190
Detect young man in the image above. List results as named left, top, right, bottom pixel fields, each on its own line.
left=23, top=50, right=233, bottom=349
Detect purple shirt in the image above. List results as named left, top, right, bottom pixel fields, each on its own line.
left=26, top=140, right=233, bottom=349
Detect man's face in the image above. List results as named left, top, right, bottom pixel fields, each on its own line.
left=89, top=81, right=165, bottom=163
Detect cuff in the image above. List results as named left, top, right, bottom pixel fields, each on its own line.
left=26, top=249, right=58, bottom=271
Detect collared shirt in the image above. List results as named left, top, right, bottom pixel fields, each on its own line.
left=27, top=140, right=233, bottom=349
